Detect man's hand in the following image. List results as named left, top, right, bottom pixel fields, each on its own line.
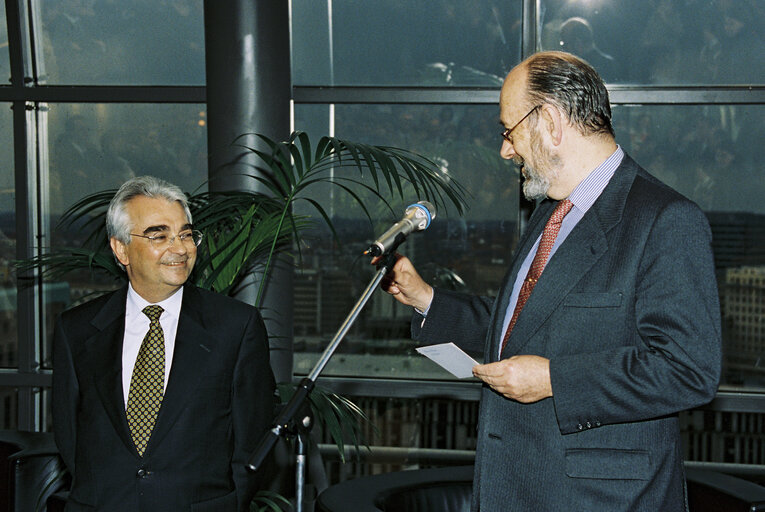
left=376, top=254, right=433, bottom=312
left=472, top=355, right=552, bottom=403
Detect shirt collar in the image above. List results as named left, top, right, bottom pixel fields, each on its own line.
left=126, top=283, right=184, bottom=321
left=567, top=145, right=624, bottom=214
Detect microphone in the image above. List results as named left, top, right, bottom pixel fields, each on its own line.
left=365, top=201, right=436, bottom=257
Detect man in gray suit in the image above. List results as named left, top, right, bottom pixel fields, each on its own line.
left=383, top=51, right=721, bottom=510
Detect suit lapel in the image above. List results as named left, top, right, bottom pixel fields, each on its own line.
left=144, top=285, right=217, bottom=453
left=498, top=156, right=638, bottom=357
left=84, top=287, right=138, bottom=454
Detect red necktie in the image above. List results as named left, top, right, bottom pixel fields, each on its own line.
left=500, top=199, right=574, bottom=352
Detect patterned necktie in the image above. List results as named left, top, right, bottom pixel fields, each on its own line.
left=126, top=305, right=165, bottom=456
left=501, top=199, right=574, bottom=352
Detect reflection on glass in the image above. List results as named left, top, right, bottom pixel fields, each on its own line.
left=0, top=387, right=18, bottom=429
left=39, top=0, right=205, bottom=85
left=616, top=104, right=765, bottom=390
left=539, top=0, right=765, bottom=84
left=41, top=103, right=208, bottom=368
left=293, top=104, right=518, bottom=379
left=291, top=0, right=522, bottom=86
left=0, top=104, right=14, bottom=369
left=0, top=3, right=9, bottom=84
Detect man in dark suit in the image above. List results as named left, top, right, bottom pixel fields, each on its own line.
left=53, top=176, right=276, bottom=511
left=383, top=51, right=721, bottom=510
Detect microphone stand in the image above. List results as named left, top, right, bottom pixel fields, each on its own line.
left=246, top=248, right=402, bottom=511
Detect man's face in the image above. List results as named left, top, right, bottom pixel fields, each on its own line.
left=111, top=196, right=197, bottom=303
left=499, top=66, right=561, bottom=200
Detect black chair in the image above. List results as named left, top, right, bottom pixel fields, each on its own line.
left=686, top=467, right=765, bottom=512
left=317, top=464, right=765, bottom=512
left=316, top=466, right=473, bottom=512
left=0, top=430, right=67, bottom=512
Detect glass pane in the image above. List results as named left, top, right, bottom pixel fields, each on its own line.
left=682, top=409, right=765, bottom=466
left=320, top=395, right=478, bottom=481
left=318, top=398, right=765, bottom=481
left=539, top=0, right=765, bottom=85
left=292, top=0, right=522, bottom=86
left=39, top=0, right=205, bottom=85
left=293, top=104, right=518, bottom=379
left=0, top=103, right=15, bottom=368
left=614, top=104, right=765, bottom=390
left=42, top=103, right=208, bottom=368
left=0, top=2, right=9, bottom=85
left=0, top=387, right=18, bottom=429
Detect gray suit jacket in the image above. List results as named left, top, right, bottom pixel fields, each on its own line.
left=53, top=284, right=276, bottom=512
left=414, top=154, right=721, bottom=511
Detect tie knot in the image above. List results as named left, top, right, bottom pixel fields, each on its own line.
left=550, top=199, right=574, bottom=224
left=143, top=305, right=164, bottom=322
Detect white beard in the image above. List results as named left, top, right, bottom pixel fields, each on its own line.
left=518, top=129, right=561, bottom=201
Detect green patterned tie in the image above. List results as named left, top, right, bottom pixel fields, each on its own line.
left=126, top=305, right=165, bottom=456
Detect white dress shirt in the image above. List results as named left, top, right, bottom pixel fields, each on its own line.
left=121, top=284, right=183, bottom=408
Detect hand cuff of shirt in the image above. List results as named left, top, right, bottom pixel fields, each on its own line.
left=413, top=287, right=434, bottom=318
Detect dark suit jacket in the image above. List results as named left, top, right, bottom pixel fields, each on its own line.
left=414, top=154, right=721, bottom=511
left=53, top=284, right=276, bottom=512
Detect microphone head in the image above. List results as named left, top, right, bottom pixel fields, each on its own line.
left=416, top=201, right=436, bottom=220
left=405, top=201, right=436, bottom=232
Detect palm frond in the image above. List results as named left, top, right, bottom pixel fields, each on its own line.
left=16, top=249, right=125, bottom=285
left=250, top=490, right=291, bottom=512
left=277, top=383, right=376, bottom=463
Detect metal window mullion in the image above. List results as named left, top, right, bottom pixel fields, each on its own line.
left=522, top=0, right=537, bottom=58
left=5, top=0, right=42, bottom=430
left=12, top=100, right=42, bottom=431
left=292, top=85, right=765, bottom=106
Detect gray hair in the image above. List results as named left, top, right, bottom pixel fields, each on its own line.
left=106, top=175, right=193, bottom=245
left=524, top=51, right=614, bottom=137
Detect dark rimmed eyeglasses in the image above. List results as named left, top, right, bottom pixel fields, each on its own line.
left=501, top=105, right=541, bottom=145
left=130, top=230, right=204, bottom=249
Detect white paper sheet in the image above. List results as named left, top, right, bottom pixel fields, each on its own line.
left=415, top=342, right=479, bottom=379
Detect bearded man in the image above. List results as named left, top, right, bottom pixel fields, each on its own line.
left=381, top=51, right=721, bottom=511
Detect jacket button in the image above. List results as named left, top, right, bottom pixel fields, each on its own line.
left=137, top=468, right=147, bottom=478
left=586, top=421, right=592, bottom=428
left=577, top=423, right=583, bottom=431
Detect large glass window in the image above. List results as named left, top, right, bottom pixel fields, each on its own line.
left=0, top=387, right=18, bottom=429
left=292, top=0, right=522, bottom=86
left=0, top=3, right=9, bottom=83
left=39, top=0, right=205, bottom=85
left=47, top=103, right=208, bottom=215
left=0, top=103, right=14, bottom=369
left=539, top=0, right=765, bottom=85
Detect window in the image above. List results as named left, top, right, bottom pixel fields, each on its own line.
left=39, top=0, right=205, bottom=85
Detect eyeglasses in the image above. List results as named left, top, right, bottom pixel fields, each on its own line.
left=501, top=105, right=541, bottom=145
left=130, top=230, right=204, bottom=249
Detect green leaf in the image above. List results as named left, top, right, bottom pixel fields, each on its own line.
left=250, top=490, right=291, bottom=512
